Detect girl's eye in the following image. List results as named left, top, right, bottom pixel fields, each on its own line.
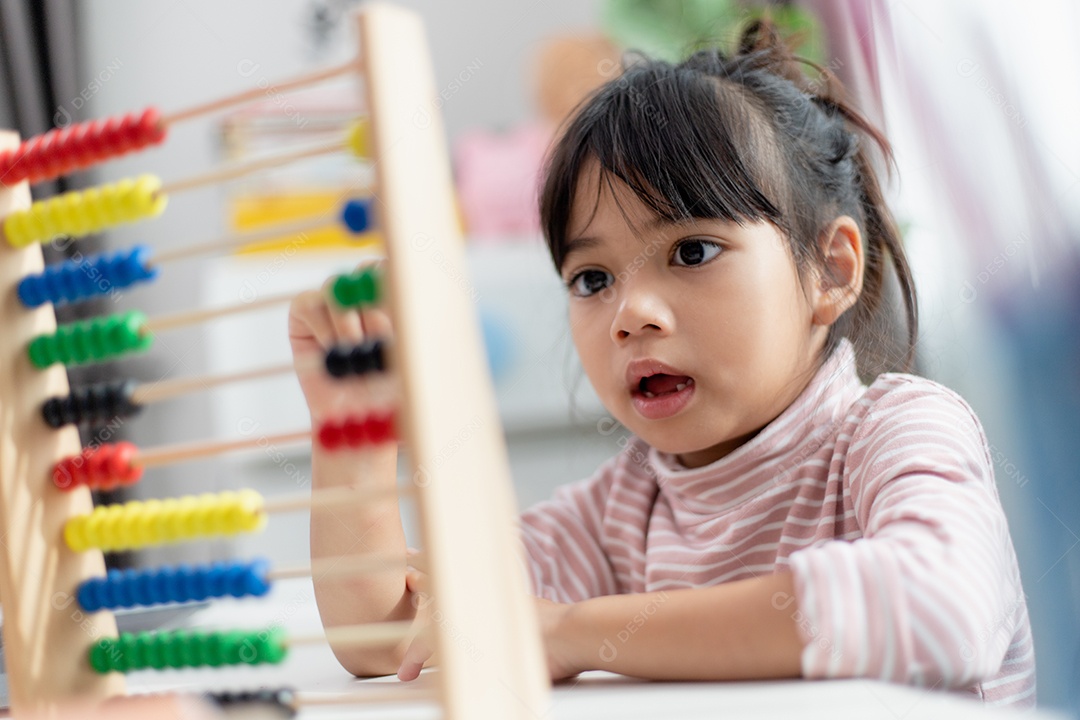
left=567, top=269, right=613, bottom=297
left=672, top=239, right=722, bottom=267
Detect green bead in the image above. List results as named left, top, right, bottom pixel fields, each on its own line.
left=143, top=634, right=163, bottom=670
left=27, top=336, right=54, bottom=368
left=332, top=274, right=359, bottom=307
left=118, top=634, right=139, bottom=673
left=161, top=630, right=181, bottom=668
left=120, top=311, right=152, bottom=354
left=89, top=640, right=114, bottom=673
left=259, top=626, right=288, bottom=665
left=331, top=267, right=382, bottom=308
left=177, top=631, right=197, bottom=668
left=356, top=268, right=378, bottom=303
left=203, top=632, right=224, bottom=667
left=53, top=325, right=73, bottom=364
left=70, top=324, right=92, bottom=363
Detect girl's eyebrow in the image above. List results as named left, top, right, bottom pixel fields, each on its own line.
left=564, top=216, right=684, bottom=262
left=563, top=235, right=603, bottom=262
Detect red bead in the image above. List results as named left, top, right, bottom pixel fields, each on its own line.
left=317, top=421, right=344, bottom=450
left=342, top=416, right=367, bottom=447
left=85, top=444, right=116, bottom=491
left=52, top=457, right=80, bottom=490
left=0, top=107, right=168, bottom=186
left=110, top=442, right=143, bottom=485
left=367, top=412, right=396, bottom=444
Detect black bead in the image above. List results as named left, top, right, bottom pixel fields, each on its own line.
left=325, top=346, right=351, bottom=377
left=41, top=397, right=66, bottom=428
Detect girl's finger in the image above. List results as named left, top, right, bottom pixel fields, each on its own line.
left=289, top=290, right=338, bottom=350
left=397, top=629, right=435, bottom=682
left=320, top=276, right=365, bottom=346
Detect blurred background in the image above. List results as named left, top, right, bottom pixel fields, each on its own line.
left=0, top=0, right=1077, bottom=712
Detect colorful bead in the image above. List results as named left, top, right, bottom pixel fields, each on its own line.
left=346, top=118, right=369, bottom=160
left=64, top=490, right=266, bottom=552
left=18, top=245, right=158, bottom=308
left=316, top=411, right=397, bottom=450
left=76, top=558, right=272, bottom=612
left=52, top=441, right=142, bottom=491
left=330, top=266, right=381, bottom=308
left=324, top=339, right=386, bottom=378
left=0, top=108, right=166, bottom=187
left=204, top=687, right=297, bottom=718
left=89, top=627, right=287, bottom=674
left=42, top=380, right=141, bottom=428
left=341, top=198, right=372, bottom=234
left=27, top=310, right=151, bottom=369
left=3, top=175, right=167, bottom=248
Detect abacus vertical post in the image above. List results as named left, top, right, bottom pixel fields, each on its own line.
left=356, top=5, right=550, bottom=719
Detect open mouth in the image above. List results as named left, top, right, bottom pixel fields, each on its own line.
left=630, top=373, right=696, bottom=420
left=636, top=374, right=694, bottom=398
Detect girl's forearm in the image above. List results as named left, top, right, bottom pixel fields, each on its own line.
left=560, top=571, right=804, bottom=680
left=309, top=444, right=414, bottom=676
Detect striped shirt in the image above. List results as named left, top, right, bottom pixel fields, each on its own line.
left=520, top=339, right=1035, bottom=707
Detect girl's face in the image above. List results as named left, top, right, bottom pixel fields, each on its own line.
left=562, top=161, right=829, bottom=468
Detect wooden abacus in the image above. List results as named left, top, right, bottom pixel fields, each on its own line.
left=0, top=4, right=549, bottom=717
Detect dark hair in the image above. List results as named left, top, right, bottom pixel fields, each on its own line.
left=539, top=21, right=918, bottom=376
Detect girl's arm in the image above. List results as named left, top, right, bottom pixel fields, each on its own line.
left=290, top=280, right=417, bottom=677
left=549, top=572, right=804, bottom=680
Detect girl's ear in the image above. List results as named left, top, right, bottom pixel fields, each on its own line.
left=811, top=216, right=864, bottom=327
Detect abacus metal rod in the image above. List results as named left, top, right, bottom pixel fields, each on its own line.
left=134, top=428, right=310, bottom=469
left=268, top=549, right=409, bottom=582
left=160, top=59, right=363, bottom=126
left=149, top=212, right=364, bottom=268
left=262, top=484, right=414, bottom=516
left=158, top=137, right=353, bottom=196
left=130, top=362, right=295, bottom=406
left=142, top=290, right=297, bottom=335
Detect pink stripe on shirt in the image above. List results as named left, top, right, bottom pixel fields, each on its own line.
left=519, top=339, right=1035, bottom=708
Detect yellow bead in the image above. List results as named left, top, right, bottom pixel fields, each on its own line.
left=134, top=499, right=160, bottom=546
left=347, top=118, right=370, bottom=160
left=64, top=517, right=88, bottom=552
left=84, top=509, right=107, bottom=549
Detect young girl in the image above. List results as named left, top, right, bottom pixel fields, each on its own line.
left=289, top=22, right=1034, bottom=708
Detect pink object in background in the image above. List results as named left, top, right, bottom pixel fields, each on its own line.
left=454, top=122, right=551, bottom=239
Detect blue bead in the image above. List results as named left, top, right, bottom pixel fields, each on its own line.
left=178, top=565, right=198, bottom=602
left=162, top=566, right=182, bottom=604
left=150, top=565, right=170, bottom=604
left=133, top=570, right=157, bottom=605
left=126, top=245, right=158, bottom=282
left=246, top=558, right=272, bottom=597
left=77, top=579, right=103, bottom=612
left=16, top=275, right=46, bottom=307
left=341, top=199, right=371, bottom=234
left=204, top=563, right=226, bottom=597
left=113, top=569, right=136, bottom=608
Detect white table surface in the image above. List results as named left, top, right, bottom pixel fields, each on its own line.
left=124, top=578, right=1056, bottom=719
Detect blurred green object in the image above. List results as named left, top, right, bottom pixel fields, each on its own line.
left=601, top=0, right=824, bottom=66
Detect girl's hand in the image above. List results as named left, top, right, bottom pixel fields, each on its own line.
left=288, top=260, right=392, bottom=421
left=535, top=597, right=582, bottom=681
left=396, top=560, right=582, bottom=683
left=397, top=553, right=437, bottom=681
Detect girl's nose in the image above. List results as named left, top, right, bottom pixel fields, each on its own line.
left=610, top=286, right=673, bottom=342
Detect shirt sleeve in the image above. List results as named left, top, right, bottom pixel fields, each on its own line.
left=518, top=461, right=620, bottom=603
left=787, top=377, right=1023, bottom=689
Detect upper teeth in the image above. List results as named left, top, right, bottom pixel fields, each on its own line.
left=640, top=379, right=691, bottom=399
